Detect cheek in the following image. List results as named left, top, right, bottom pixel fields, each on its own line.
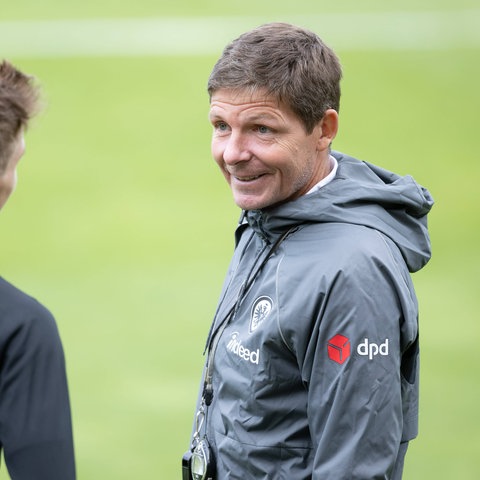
left=211, top=141, right=233, bottom=183
left=211, top=139, right=224, bottom=164
left=282, top=150, right=316, bottom=188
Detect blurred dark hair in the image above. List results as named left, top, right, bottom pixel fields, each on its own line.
left=207, top=22, right=342, bottom=133
left=0, top=60, right=40, bottom=171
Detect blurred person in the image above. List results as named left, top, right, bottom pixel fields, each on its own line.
left=0, top=60, right=76, bottom=479
left=183, top=23, right=434, bottom=480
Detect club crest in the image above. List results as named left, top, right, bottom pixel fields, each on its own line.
left=250, top=296, right=273, bottom=333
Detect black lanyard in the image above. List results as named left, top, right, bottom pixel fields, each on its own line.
left=202, top=226, right=297, bottom=407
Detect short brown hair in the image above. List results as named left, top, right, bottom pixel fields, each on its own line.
left=0, top=60, right=40, bottom=171
left=207, top=22, right=342, bottom=133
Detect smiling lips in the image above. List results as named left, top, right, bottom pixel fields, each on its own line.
left=228, top=169, right=269, bottom=183
left=235, top=174, right=264, bottom=182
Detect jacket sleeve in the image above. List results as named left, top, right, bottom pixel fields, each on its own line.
left=280, top=231, right=415, bottom=479
left=0, top=298, right=76, bottom=480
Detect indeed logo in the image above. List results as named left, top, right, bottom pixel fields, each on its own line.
left=226, top=332, right=259, bottom=365
left=357, top=338, right=389, bottom=360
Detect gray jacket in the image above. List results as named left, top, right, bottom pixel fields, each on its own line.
left=194, top=152, right=433, bottom=479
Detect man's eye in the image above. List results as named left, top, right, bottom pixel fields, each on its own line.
left=257, top=125, right=270, bottom=134
left=215, top=122, right=229, bottom=131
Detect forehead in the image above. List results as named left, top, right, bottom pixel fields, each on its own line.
left=209, top=88, right=294, bottom=120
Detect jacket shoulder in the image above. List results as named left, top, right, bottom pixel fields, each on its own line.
left=0, top=277, right=58, bottom=343
left=282, top=222, right=397, bottom=272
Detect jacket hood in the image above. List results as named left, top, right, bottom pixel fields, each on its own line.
left=244, top=152, right=434, bottom=273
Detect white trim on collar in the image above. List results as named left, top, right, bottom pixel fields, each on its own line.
left=306, top=155, right=338, bottom=195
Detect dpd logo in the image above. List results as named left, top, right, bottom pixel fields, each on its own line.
left=357, top=338, right=389, bottom=359
left=327, top=335, right=390, bottom=364
left=327, top=334, right=350, bottom=364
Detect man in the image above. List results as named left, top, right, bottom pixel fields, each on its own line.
left=185, top=23, right=433, bottom=479
left=0, top=60, right=76, bottom=478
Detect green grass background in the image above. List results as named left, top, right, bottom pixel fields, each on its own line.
left=1, top=1, right=479, bottom=478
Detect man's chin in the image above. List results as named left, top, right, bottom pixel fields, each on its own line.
left=233, top=193, right=270, bottom=211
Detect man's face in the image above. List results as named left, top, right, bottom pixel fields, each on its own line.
left=0, top=134, right=25, bottom=210
left=209, top=88, right=336, bottom=210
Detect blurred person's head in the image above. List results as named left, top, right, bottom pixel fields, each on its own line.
left=0, top=60, right=40, bottom=209
left=207, top=22, right=342, bottom=134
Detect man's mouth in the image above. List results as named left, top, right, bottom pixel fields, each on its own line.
left=234, top=174, right=264, bottom=182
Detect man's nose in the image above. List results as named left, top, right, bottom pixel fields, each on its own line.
left=222, top=132, right=251, bottom=165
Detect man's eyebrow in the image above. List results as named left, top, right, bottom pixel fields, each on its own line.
left=208, top=109, right=283, bottom=123
left=244, top=112, right=283, bottom=124
left=249, top=111, right=278, bottom=119
left=208, top=109, right=224, bottom=120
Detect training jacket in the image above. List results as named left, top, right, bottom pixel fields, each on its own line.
left=193, top=151, right=433, bottom=479
left=0, top=277, right=76, bottom=479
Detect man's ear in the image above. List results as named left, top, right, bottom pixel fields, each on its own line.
left=317, top=109, right=339, bottom=151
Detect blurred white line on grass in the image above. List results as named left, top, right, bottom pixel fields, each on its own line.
left=1, top=10, right=479, bottom=57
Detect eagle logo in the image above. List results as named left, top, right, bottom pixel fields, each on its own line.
left=249, top=296, right=273, bottom=333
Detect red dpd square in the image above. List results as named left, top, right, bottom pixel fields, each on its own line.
left=328, top=334, right=351, bottom=364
